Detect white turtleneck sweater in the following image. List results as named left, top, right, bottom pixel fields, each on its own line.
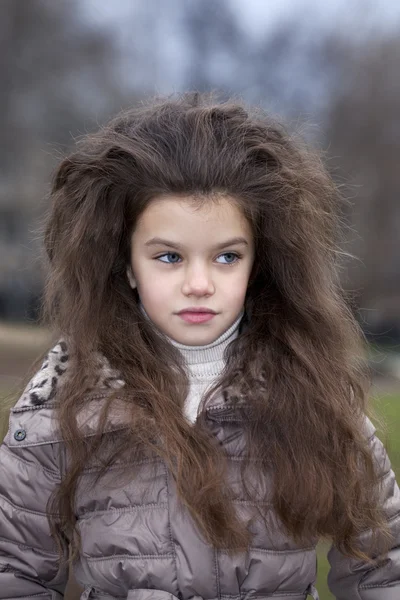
left=168, top=313, right=243, bottom=423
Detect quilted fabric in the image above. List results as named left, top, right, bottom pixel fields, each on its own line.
left=0, top=342, right=399, bottom=599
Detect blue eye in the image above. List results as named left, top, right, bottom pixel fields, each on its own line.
left=216, top=252, right=239, bottom=264
left=157, top=252, right=182, bottom=264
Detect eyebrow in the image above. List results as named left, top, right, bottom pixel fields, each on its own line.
left=144, top=236, right=249, bottom=251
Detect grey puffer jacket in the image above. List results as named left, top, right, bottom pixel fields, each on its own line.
left=1, top=342, right=400, bottom=600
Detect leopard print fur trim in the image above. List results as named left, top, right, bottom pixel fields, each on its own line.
left=21, top=340, right=125, bottom=407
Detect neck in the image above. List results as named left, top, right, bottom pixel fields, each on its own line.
left=168, top=312, right=243, bottom=379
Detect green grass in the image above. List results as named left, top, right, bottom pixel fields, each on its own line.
left=0, top=386, right=20, bottom=443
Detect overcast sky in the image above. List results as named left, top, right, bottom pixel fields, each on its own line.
left=232, top=0, right=400, bottom=34
left=80, top=0, right=400, bottom=106
left=83, top=0, right=400, bottom=35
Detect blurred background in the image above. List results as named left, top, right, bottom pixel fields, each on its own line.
left=0, top=1, right=400, bottom=598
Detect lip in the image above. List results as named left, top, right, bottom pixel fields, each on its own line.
left=177, top=308, right=217, bottom=324
left=177, top=307, right=217, bottom=314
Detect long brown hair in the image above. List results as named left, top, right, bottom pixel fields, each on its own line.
left=39, top=92, right=390, bottom=563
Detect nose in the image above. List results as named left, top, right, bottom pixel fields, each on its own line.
left=181, top=262, right=215, bottom=297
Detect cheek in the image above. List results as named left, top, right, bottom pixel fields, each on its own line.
left=136, top=277, right=174, bottom=307
left=222, top=271, right=250, bottom=301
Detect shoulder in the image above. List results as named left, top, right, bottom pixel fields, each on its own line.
left=13, top=340, right=69, bottom=409
left=362, top=415, right=377, bottom=440
left=3, top=340, right=68, bottom=448
left=15, top=339, right=125, bottom=410
left=6, top=340, right=127, bottom=448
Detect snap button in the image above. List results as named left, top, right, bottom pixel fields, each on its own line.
left=14, top=429, right=26, bottom=441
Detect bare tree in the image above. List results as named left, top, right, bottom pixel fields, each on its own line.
left=325, top=34, right=400, bottom=337
left=0, top=0, right=129, bottom=320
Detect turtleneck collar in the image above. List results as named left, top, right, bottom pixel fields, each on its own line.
left=168, top=310, right=243, bottom=380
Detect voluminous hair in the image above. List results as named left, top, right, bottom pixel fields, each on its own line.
left=38, top=91, right=390, bottom=563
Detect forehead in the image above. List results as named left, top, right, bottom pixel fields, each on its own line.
left=133, top=195, right=252, bottom=242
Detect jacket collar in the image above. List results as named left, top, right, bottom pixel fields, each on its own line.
left=16, top=340, right=249, bottom=418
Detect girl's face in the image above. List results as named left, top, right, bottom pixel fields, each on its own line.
left=127, top=195, right=255, bottom=346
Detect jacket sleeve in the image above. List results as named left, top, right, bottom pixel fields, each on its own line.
left=327, top=417, right=400, bottom=600
left=0, top=410, right=69, bottom=599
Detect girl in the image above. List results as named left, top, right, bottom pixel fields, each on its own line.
left=0, top=92, right=399, bottom=600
